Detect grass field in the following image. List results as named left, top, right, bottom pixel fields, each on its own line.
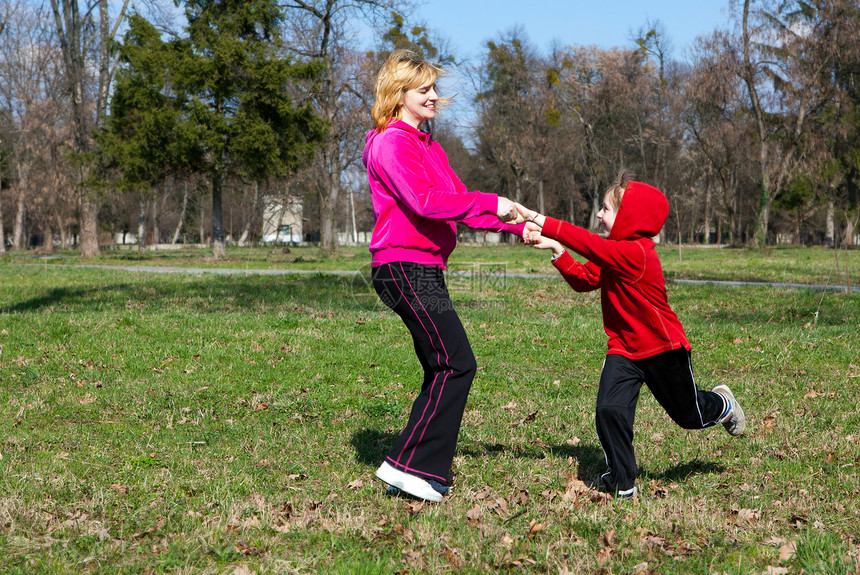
left=9, top=243, right=857, bottom=288
left=0, top=245, right=858, bottom=574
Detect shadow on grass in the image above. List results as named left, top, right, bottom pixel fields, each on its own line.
left=461, top=442, right=607, bottom=485
left=351, top=429, right=398, bottom=465
left=642, top=458, right=725, bottom=482
left=2, top=273, right=381, bottom=314
left=351, top=430, right=722, bottom=492
left=352, top=429, right=612, bottom=486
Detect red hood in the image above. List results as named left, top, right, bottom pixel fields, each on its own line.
left=608, top=181, right=668, bottom=241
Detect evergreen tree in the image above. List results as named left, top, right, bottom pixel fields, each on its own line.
left=179, top=0, right=326, bottom=258
left=100, top=2, right=326, bottom=258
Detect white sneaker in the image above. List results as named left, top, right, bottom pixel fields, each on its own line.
left=375, top=462, right=443, bottom=503
left=617, top=486, right=638, bottom=499
left=712, top=384, right=746, bottom=436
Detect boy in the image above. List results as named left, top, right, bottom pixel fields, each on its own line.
left=516, top=170, right=745, bottom=498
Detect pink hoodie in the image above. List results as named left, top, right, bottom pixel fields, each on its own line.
left=363, top=120, right=523, bottom=268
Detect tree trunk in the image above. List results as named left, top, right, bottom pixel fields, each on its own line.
left=211, top=169, right=226, bottom=258
left=717, top=215, right=722, bottom=246
left=0, top=171, right=5, bottom=256
left=741, top=0, right=771, bottom=248
left=42, top=223, right=55, bottom=254
left=138, top=195, right=146, bottom=253
left=237, top=181, right=259, bottom=245
left=349, top=183, right=357, bottom=244
left=845, top=212, right=857, bottom=247
left=171, top=179, right=189, bottom=244
left=825, top=199, right=835, bottom=248
left=589, top=186, right=600, bottom=231
left=537, top=178, right=545, bottom=214
left=79, top=199, right=100, bottom=257
left=151, top=194, right=159, bottom=246
left=320, top=142, right=340, bottom=251
left=13, top=189, right=25, bottom=250
left=703, top=177, right=712, bottom=245
left=58, top=213, right=69, bottom=249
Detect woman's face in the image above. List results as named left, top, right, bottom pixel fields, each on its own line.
left=399, top=82, right=438, bottom=128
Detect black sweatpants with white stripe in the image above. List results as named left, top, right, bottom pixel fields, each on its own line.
left=596, top=348, right=728, bottom=493
left=372, top=262, right=476, bottom=484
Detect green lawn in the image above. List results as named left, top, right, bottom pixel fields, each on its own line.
left=0, top=246, right=858, bottom=573
left=9, top=243, right=856, bottom=288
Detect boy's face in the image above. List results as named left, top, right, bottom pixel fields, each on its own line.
left=597, top=196, right=619, bottom=237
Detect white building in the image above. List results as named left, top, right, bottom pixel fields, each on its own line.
left=261, top=196, right=303, bottom=244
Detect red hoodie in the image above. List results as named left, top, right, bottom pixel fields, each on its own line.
left=541, top=182, right=690, bottom=360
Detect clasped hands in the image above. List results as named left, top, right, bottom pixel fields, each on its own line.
left=496, top=198, right=563, bottom=256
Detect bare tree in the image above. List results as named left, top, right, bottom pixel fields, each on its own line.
left=683, top=31, right=752, bottom=244
left=735, top=0, right=836, bottom=247
left=0, top=2, right=71, bottom=251
left=281, top=0, right=401, bottom=251
left=49, top=0, right=130, bottom=256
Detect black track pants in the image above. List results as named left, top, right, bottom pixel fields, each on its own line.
left=372, top=262, right=476, bottom=484
left=595, top=348, right=727, bottom=493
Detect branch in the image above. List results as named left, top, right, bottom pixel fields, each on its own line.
left=109, top=0, right=132, bottom=42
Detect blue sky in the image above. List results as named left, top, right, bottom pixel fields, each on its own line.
left=407, top=0, right=735, bottom=131
left=413, top=0, right=735, bottom=62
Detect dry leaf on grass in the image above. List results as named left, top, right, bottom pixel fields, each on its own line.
left=527, top=519, right=545, bottom=537
left=393, top=523, right=414, bottom=544
left=346, top=479, right=364, bottom=489
left=632, top=562, right=658, bottom=575
left=512, top=489, right=529, bottom=505
left=486, top=497, right=509, bottom=514
left=778, top=541, right=797, bottom=560
left=763, top=536, right=786, bottom=546
left=466, top=504, right=484, bottom=525
left=401, top=549, right=423, bottom=568
left=600, top=529, right=616, bottom=548
left=443, top=546, right=462, bottom=568
left=109, top=484, right=128, bottom=496
left=404, top=500, right=426, bottom=514
left=595, top=546, right=614, bottom=565
left=473, top=486, right=492, bottom=500
left=510, top=410, right=538, bottom=427
left=562, top=475, right=589, bottom=503
left=735, top=508, right=761, bottom=523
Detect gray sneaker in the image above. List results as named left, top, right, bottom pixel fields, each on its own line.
left=712, top=384, right=746, bottom=436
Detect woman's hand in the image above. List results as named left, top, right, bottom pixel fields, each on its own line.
left=497, top=197, right=520, bottom=222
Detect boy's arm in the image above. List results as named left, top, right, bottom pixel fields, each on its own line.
left=542, top=216, right=646, bottom=280
left=553, top=251, right=601, bottom=292
left=459, top=214, right=526, bottom=237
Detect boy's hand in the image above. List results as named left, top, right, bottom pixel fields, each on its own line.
left=522, top=222, right=541, bottom=244
left=526, top=231, right=564, bottom=258
left=515, top=203, right=546, bottom=227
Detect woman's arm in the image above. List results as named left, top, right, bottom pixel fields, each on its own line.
left=373, top=132, right=497, bottom=220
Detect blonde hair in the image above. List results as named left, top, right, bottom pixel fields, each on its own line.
left=371, top=49, right=450, bottom=131
left=603, top=168, right=634, bottom=210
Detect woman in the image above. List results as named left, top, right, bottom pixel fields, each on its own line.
left=363, top=50, right=522, bottom=502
